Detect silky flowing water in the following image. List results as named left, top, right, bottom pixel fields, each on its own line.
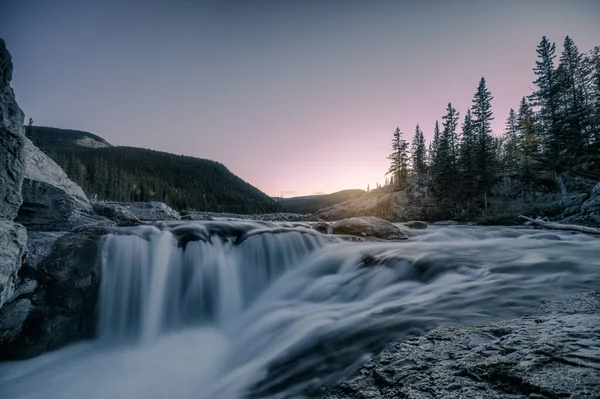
left=1, top=221, right=599, bottom=398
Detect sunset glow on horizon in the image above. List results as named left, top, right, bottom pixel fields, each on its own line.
left=2, top=0, right=599, bottom=197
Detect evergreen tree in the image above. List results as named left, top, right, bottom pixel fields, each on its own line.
left=530, top=36, right=562, bottom=174
left=472, top=77, right=496, bottom=210
left=458, top=108, right=477, bottom=199
left=516, top=97, right=540, bottom=198
left=387, top=127, right=410, bottom=190
left=429, top=120, right=441, bottom=178
left=557, top=36, right=587, bottom=166
left=433, top=103, right=460, bottom=200
left=502, top=108, right=520, bottom=172
left=411, top=124, right=427, bottom=179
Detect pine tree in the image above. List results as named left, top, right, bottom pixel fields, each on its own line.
left=502, top=108, right=520, bottom=172
left=556, top=36, right=587, bottom=167
left=516, top=97, right=540, bottom=199
left=411, top=124, right=427, bottom=180
left=429, top=120, right=441, bottom=177
left=458, top=108, right=477, bottom=199
left=530, top=36, right=563, bottom=175
left=471, top=77, right=496, bottom=211
left=432, top=103, right=460, bottom=201
left=387, top=127, right=410, bottom=190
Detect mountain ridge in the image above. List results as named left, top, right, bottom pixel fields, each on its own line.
left=26, top=126, right=278, bottom=214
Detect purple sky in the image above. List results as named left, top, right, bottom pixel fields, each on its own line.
left=2, top=0, right=599, bottom=197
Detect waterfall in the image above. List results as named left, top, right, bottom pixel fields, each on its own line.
left=98, top=223, right=333, bottom=342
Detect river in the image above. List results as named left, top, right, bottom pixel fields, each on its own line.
left=1, top=221, right=598, bottom=398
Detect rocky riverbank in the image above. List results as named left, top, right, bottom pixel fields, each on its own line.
left=325, top=292, right=600, bottom=399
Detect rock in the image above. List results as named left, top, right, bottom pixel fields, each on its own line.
left=581, top=183, right=600, bottom=214
left=22, top=137, right=89, bottom=202
left=331, top=217, right=407, bottom=240
left=0, top=221, right=27, bottom=308
left=16, top=178, right=109, bottom=231
left=14, top=137, right=109, bottom=231
left=92, top=202, right=141, bottom=226
left=326, top=293, right=600, bottom=399
left=562, top=193, right=588, bottom=209
left=252, top=213, right=317, bottom=222
left=25, top=231, right=67, bottom=269
left=121, top=201, right=181, bottom=221
left=0, top=298, right=31, bottom=345
left=404, top=220, right=427, bottom=229
left=313, top=221, right=329, bottom=234
left=181, top=212, right=213, bottom=221
left=0, top=39, right=25, bottom=221
left=0, top=39, right=28, bottom=312
left=433, top=220, right=462, bottom=225
left=560, top=183, right=600, bottom=227
left=0, top=227, right=106, bottom=359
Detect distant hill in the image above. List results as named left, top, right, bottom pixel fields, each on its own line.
left=27, top=126, right=278, bottom=213
left=279, top=189, right=366, bottom=214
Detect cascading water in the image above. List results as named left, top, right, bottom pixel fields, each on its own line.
left=1, top=221, right=599, bottom=399
left=98, top=223, right=331, bottom=342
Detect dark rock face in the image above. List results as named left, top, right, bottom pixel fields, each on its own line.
left=0, top=39, right=25, bottom=221
left=0, top=222, right=27, bottom=308
left=0, top=228, right=106, bottom=360
left=331, top=217, right=408, bottom=240
left=0, top=39, right=27, bottom=310
left=92, top=202, right=141, bottom=226
left=326, top=293, right=600, bottom=399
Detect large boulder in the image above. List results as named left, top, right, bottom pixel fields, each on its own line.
left=331, top=217, right=407, bottom=240
left=0, top=222, right=27, bottom=308
left=0, top=227, right=106, bottom=359
left=15, top=138, right=107, bottom=231
left=122, top=201, right=181, bottom=221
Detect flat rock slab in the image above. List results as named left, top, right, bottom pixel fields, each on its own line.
left=326, top=293, right=600, bottom=399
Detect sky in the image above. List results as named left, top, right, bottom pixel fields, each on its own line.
left=1, top=0, right=599, bottom=197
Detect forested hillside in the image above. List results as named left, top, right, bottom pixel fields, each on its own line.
left=279, top=189, right=365, bottom=214
left=383, top=35, right=600, bottom=221
left=26, top=127, right=278, bottom=213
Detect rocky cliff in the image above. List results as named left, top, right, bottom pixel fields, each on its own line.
left=0, top=39, right=27, bottom=310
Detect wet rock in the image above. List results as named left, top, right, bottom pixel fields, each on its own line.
left=331, top=217, right=408, bottom=240
left=0, top=227, right=106, bottom=360
left=180, top=211, right=214, bottom=221
left=326, top=293, right=600, bottom=399
left=92, top=202, right=141, bottom=226
left=313, top=221, right=329, bottom=234
left=404, top=220, right=427, bottom=229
